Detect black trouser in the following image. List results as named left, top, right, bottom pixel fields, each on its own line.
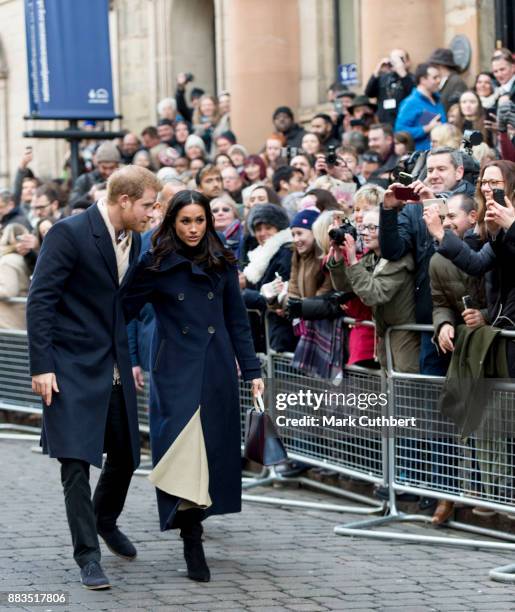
left=59, top=385, right=134, bottom=568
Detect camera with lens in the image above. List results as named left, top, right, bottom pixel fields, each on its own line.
left=184, top=72, right=195, bottom=83
left=462, top=129, right=483, bottom=152
left=328, top=218, right=357, bottom=245
left=325, top=145, right=338, bottom=167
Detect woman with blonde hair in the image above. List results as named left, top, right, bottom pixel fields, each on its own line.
left=430, top=123, right=463, bottom=149
left=314, top=211, right=377, bottom=369
left=0, top=223, right=31, bottom=329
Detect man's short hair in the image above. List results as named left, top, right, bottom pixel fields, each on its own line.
left=337, top=145, right=359, bottom=162
left=272, top=166, right=302, bottom=192
left=369, top=123, right=394, bottom=138
left=428, top=146, right=463, bottom=169
left=36, top=184, right=60, bottom=204
left=415, top=62, right=432, bottom=85
left=491, top=48, right=513, bottom=64
left=107, top=165, right=162, bottom=203
left=312, top=113, right=333, bottom=125
left=141, top=126, right=159, bottom=139
left=452, top=193, right=477, bottom=214
left=195, top=164, right=222, bottom=187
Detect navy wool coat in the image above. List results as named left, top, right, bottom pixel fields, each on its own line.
left=26, top=204, right=141, bottom=469
left=123, top=251, right=261, bottom=530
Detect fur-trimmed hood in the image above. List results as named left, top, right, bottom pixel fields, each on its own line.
left=243, top=228, right=292, bottom=284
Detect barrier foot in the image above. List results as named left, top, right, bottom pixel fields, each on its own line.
left=241, top=466, right=384, bottom=515
left=489, top=563, right=515, bottom=582
left=335, top=511, right=515, bottom=550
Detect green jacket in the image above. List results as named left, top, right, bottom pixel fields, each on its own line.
left=429, top=252, right=487, bottom=343
left=439, top=324, right=509, bottom=439
left=329, top=252, right=419, bottom=372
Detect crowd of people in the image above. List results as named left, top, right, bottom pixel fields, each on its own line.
left=1, top=45, right=515, bottom=527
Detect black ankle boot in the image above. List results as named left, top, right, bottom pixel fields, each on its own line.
left=180, top=522, right=210, bottom=582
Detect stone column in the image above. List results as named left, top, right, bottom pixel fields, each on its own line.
left=225, top=0, right=301, bottom=152
left=359, top=0, right=445, bottom=84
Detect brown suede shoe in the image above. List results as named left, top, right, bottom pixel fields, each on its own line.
left=432, top=500, right=454, bottom=525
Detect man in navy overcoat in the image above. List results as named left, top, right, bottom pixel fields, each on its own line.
left=26, top=165, right=161, bottom=589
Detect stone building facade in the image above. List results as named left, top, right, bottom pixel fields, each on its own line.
left=0, top=0, right=507, bottom=187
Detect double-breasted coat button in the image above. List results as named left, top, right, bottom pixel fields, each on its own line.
left=178, top=293, right=185, bottom=301
left=182, top=326, right=189, bottom=334
left=207, top=291, right=214, bottom=299
left=207, top=326, right=215, bottom=334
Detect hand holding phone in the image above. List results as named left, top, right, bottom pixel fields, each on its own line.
left=493, top=188, right=506, bottom=207
left=392, top=186, right=420, bottom=202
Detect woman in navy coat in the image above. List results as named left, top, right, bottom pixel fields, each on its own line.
left=124, top=190, right=263, bottom=582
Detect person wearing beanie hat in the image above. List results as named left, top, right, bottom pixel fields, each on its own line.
left=95, top=141, right=122, bottom=164
left=184, top=134, right=206, bottom=161
left=290, top=209, right=319, bottom=231
left=272, top=106, right=305, bottom=148
left=246, top=203, right=290, bottom=237
left=241, top=203, right=296, bottom=352
left=69, top=141, right=121, bottom=203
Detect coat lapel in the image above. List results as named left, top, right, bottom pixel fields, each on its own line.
left=87, top=203, right=118, bottom=286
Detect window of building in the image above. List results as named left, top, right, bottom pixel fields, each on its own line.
left=334, top=0, right=360, bottom=84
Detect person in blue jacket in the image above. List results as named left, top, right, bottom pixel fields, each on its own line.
left=395, top=62, right=447, bottom=151
left=123, top=190, right=264, bottom=583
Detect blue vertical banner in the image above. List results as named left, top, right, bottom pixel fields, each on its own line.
left=24, top=0, right=116, bottom=119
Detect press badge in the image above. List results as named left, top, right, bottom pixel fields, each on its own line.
left=383, top=99, right=397, bottom=109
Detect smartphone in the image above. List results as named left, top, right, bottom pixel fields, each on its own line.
left=422, top=198, right=448, bottom=216
left=493, top=188, right=506, bottom=207
left=462, top=295, right=473, bottom=310
left=393, top=185, right=420, bottom=202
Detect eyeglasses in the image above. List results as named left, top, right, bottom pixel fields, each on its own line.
left=479, top=179, right=505, bottom=189
left=361, top=224, right=379, bottom=232
left=211, top=207, right=232, bottom=213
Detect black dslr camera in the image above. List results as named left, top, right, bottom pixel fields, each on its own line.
left=325, top=145, right=338, bottom=167
left=328, top=219, right=357, bottom=245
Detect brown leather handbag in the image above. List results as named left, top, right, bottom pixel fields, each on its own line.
left=244, top=394, right=288, bottom=466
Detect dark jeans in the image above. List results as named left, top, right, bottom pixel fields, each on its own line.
left=59, top=386, right=134, bottom=568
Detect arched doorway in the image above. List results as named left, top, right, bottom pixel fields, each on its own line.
left=169, top=0, right=216, bottom=96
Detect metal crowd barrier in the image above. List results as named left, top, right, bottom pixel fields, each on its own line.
left=239, top=313, right=385, bottom=514
left=334, top=323, right=515, bottom=554
left=0, top=329, right=42, bottom=440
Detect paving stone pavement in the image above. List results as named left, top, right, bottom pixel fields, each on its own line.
left=1, top=439, right=515, bottom=612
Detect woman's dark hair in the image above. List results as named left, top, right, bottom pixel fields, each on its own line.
left=250, top=184, right=281, bottom=205
left=306, top=188, right=340, bottom=211
left=151, top=190, right=236, bottom=270
left=474, top=71, right=496, bottom=96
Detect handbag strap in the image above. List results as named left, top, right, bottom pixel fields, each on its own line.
left=253, top=393, right=265, bottom=413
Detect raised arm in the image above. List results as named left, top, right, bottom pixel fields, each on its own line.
left=437, top=230, right=495, bottom=276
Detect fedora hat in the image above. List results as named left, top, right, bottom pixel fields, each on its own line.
left=348, top=95, right=377, bottom=114
left=428, top=48, right=459, bottom=70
